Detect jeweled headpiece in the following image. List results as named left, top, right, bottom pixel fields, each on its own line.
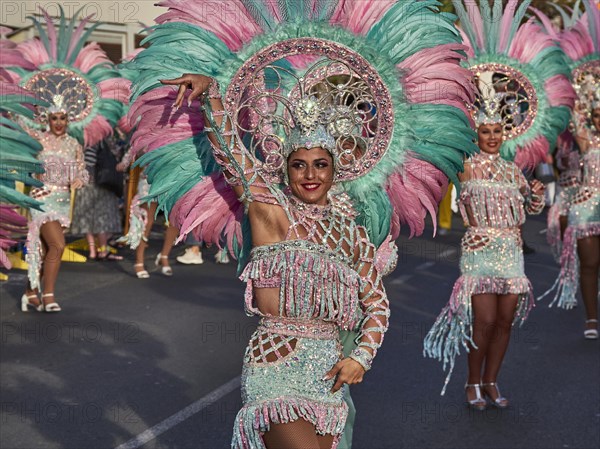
left=286, top=96, right=337, bottom=156
left=472, top=93, right=503, bottom=127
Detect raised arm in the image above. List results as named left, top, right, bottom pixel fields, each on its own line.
left=162, top=74, right=276, bottom=206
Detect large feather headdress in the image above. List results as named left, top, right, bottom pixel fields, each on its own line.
left=454, top=0, right=576, bottom=169
left=4, top=6, right=130, bottom=147
left=126, top=0, right=478, bottom=262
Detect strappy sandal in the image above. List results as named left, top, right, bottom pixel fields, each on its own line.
left=584, top=319, right=599, bottom=340
left=134, top=263, right=150, bottom=279
left=465, top=383, right=487, bottom=411
left=42, top=293, right=61, bottom=313
left=482, top=382, right=509, bottom=408
left=88, top=241, right=97, bottom=260
left=21, top=293, right=43, bottom=312
left=97, top=246, right=124, bottom=261
left=155, top=254, right=173, bottom=276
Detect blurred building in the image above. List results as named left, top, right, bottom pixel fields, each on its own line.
left=1, top=1, right=163, bottom=62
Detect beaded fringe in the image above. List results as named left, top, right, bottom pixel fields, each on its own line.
left=460, top=185, right=525, bottom=229
left=26, top=212, right=70, bottom=290
left=232, top=397, right=347, bottom=449
left=241, top=249, right=361, bottom=328
left=423, top=275, right=534, bottom=395
left=539, top=223, right=600, bottom=309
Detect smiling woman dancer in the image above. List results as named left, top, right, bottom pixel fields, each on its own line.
left=424, top=0, right=574, bottom=410
left=126, top=1, right=479, bottom=446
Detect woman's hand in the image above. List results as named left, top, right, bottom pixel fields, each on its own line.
left=530, top=179, right=545, bottom=197
left=71, top=178, right=85, bottom=189
left=160, top=74, right=213, bottom=109
left=116, top=161, right=128, bottom=173
left=323, top=358, right=366, bottom=393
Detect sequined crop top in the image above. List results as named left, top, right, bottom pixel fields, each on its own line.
left=201, top=92, right=393, bottom=369
left=459, top=153, right=544, bottom=229
left=32, top=132, right=88, bottom=188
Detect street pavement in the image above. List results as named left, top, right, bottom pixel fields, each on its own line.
left=1, top=212, right=598, bottom=449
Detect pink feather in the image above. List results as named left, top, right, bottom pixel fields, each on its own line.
left=331, top=0, right=396, bottom=35
left=497, top=0, right=520, bottom=53
left=464, top=0, right=485, bottom=50
left=0, top=206, right=27, bottom=269
left=40, top=7, right=58, bottom=61
left=508, top=21, right=554, bottom=64
left=544, top=74, right=576, bottom=108
left=128, top=87, right=204, bottom=156
left=397, top=43, right=476, bottom=119
left=73, top=42, right=112, bottom=74
left=560, top=21, right=595, bottom=61
left=66, top=15, right=95, bottom=62
left=457, top=27, right=475, bottom=58
left=84, top=115, right=113, bottom=148
left=514, top=135, right=549, bottom=171
left=386, top=156, right=447, bottom=239
left=155, top=0, right=261, bottom=51
left=0, top=39, right=37, bottom=72
left=17, top=39, right=50, bottom=68
left=97, top=78, right=131, bottom=104
left=170, top=172, right=243, bottom=256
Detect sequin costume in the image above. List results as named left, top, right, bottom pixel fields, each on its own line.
left=424, top=152, right=544, bottom=393
left=117, top=147, right=149, bottom=250
left=543, top=132, right=600, bottom=309
left=198, top=95, right=391, bottom=447
left=25, top=131, right=88, bottom=289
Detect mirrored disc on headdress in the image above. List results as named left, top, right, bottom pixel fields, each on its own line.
left=572, top=60, right=600, bottom=120
left=470, top=63, right=538, bottom=140
left=23, top=68, right=95, bottom=124
left=224, top=38, right=393, bottom=182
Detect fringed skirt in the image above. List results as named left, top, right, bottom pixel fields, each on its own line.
left=26, top=187, right=71, bottom=290
left=547, top=181, right=579, bottom=261
left=424, top=227, right=534, bottom=394
left=541, top=186, right=600, bottom=309
left=232, top=316, right=347, bottom=449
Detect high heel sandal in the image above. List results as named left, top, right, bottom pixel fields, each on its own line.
left=482, top=382, right=509, bottom=408
left=97, top=245, right=124, bottom=261
left=155, top=254, right=173, bottom=276
left=134, top=263, right=150, bottom=279
left=21, top=293, right=43, bottom=312
left=88, top=242, right=97, bottom=260
left=42, top=293, right=61, bottom=313
left=465, top=383, right=487, bottom=411
left=584, top=319, right=598, bottom=340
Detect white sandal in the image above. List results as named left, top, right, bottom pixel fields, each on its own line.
left=584, top=319, right=598, bottom=340
left=464, top=383, right=487, bottom=411
left=134, top=263, right=150, bottom=279
left=155, top=254, right=173, bottom=276
left=21, top=293, right=43, bottom=312
left=482, top=382, right=509, bottom=408
left=42, top=293, right=61, bottom=313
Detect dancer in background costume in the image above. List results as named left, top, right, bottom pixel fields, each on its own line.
left=424, top=0, right=575, bottom=409
left=4, top=7, right=129, bottom=311
left=538, top=0, right=600, bottom=340
left=127, top=0, right=477, bottom=447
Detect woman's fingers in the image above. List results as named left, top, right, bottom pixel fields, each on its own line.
left=160, top=74, right=189, bottom=85
left=323, top=363, right=341, bottom=381
left=173, top=84, right=188, bottom=109
left=187, top=87, right=205, bottom=106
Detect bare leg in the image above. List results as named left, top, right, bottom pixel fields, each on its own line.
left=135, top=202, right=157, bottom=273
left=559, top=215, right=568, bottom=241
left=39, top=221, right=66, bottom=305
left=467, top=294, right=497, bottom=402
left=86, top=232, right=97, bottom=259
left=262, top=419, right=335, bottom=449
left=577, top=236, right=600, bottom=331
left=158, top=225, right=179, bottom=268
left=481, top=293, right=518, bottom=405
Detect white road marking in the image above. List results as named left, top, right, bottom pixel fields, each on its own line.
left=115, top=376, right=241, bottom=449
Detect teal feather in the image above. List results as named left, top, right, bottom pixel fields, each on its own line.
left=242, top=0, right=278, bottom=31
left=451, top=1, right=479, bottom=52
left=135, top=136, right=219, bottom=213
left=27, top=16, right=51, bottom=57
left=56, top=5, right=69, bottom=63
left=345, top=188, right=392, bottom=247
left=65, top=22, right=102, bottom=66
left=505, top=1, right=531, bottom=54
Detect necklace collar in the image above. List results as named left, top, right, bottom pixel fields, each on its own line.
left=286, top=190, right=332, bottom=220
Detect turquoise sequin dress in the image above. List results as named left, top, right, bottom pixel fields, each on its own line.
left=424, top=152, right=544, bottom=393
left=25, top=132, right=87, bottom=289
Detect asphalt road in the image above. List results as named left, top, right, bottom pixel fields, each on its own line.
left=1, top=212, right=598, bottom=449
